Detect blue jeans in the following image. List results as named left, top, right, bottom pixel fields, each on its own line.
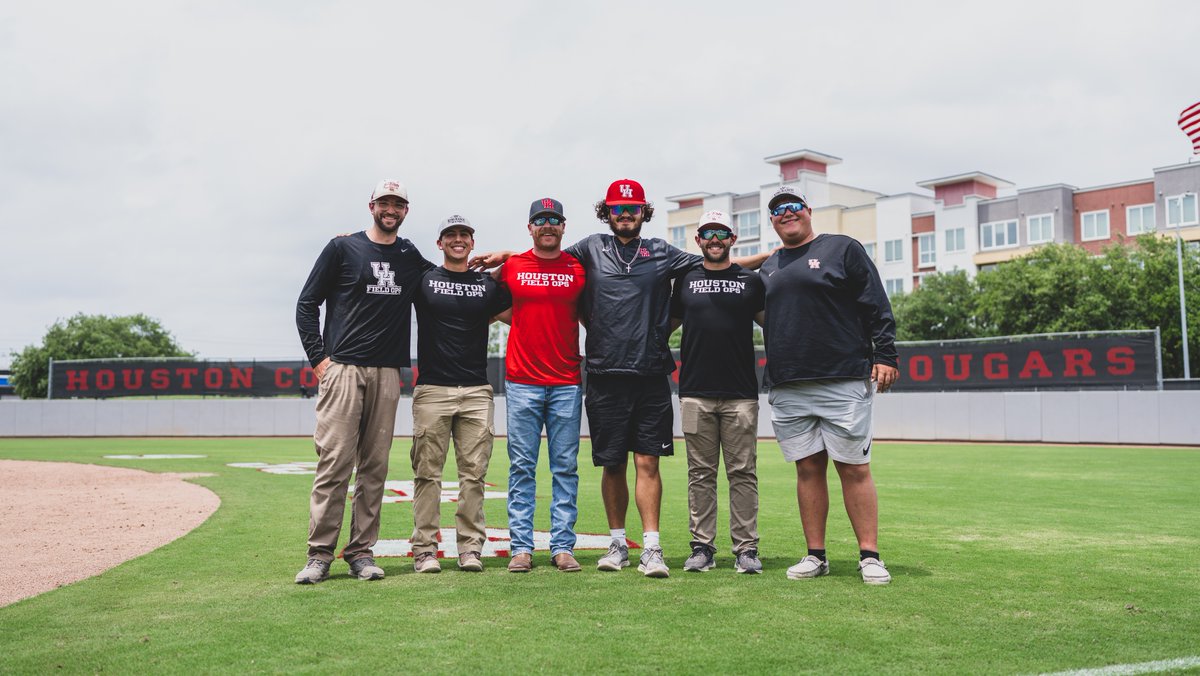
left=504, top=381, right=583, bottom=556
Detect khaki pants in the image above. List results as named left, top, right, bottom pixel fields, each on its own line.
left=307, top=363, right=401, bottom=563
left=410, top=384, right=495, bottom=555
left=680, top=397, right=760, bottom=553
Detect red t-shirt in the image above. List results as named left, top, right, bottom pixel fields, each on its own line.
left=500, top=250, right=586, bottom=385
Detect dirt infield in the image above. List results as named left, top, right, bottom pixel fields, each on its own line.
left=0, top=460, right=219, bottom=607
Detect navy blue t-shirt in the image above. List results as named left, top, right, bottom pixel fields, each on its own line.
left=670, top=263, right=764, bottom=399
left=414, top=267, right=512, bottom=386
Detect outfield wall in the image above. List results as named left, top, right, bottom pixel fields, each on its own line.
left=1, top=391, right=1198, bottom=445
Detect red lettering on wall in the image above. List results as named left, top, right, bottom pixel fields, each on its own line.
left=943, top=354, right=972, bottom=381
left=1062, top=349, right=1096, bottom=377
left=909, top=355, right=933, bottom=381
left=983, top=353, right=1008, bottom=379
left=176, top=368, right=199, bottom=389
left=96, top=370, right=115, bottom=390
left=122, top=369, right=144, bottom=389
left=276, top=368, right=294, bottom=388
left=203, top=368, right=223, bottom=389
left=1107, top=346, right=1135, bottom=375
left=67, top=370, right=88, bottom=391
left=230, top=368, right=252, bottom=389
left=300, top=368, right=318, bottom=388
left=151, top=369, right=169, bottom=390
left=1018, top=351, right=1052, bottom=379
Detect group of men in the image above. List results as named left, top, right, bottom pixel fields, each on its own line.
left=292, top=175, right=899, bottom=585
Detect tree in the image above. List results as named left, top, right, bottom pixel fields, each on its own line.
left=891, top=270, right=978, bottom=341
left=9, top=313, right=193, bottom=399
left=1123, top=234, right=1200, bottom=379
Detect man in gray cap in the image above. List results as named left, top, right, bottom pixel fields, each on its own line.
left=295, top=179, right=434, bottom=584
left=409, top=215, right=512, bottom=574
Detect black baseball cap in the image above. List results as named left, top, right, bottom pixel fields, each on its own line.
left=529, top=197, right=565, bottom=221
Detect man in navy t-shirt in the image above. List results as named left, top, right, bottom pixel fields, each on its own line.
left=408, top=215, right=512, bottom=575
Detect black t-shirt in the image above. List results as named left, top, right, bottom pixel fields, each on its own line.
left=670, top=263, right=764, bottom=399
left=414, top=267, right=512, bottom=386
left=565, top=233, right=699, bottom=375
left=759, top=233, right=898, bottom=387
left=296, top=231, right=434, bottom=368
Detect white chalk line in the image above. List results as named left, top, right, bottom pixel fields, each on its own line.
left=1039, top=655, right=1200, bottom=676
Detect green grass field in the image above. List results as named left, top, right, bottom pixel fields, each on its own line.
left=0, top=437, right=1197, bottom=674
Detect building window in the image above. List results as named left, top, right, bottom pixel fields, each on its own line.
left=1167, top=193, right=1198, bottom=228
left=1081, top=210, right=1110, bottom=241
left=884, top=239, right=904, bottom=262
left=735, top=211, right=760, bottom=240
left=762, top=237, right=780, bottom=251
left=863, top=242, right=876, bottom=261
left=732, top=243, right=760, bottom=257
left=1027, top=213, right=1054, bottom=244
left=1126, top=204, right=1155, bottom=235
left=669, top=225, right=688, bottom=250
left=945, top=227, right=966, bottom=253
left=917, top=233, right=936, bottom=267
left=884, top=278, right=904, bottom=296
left=980, top=220, right=1018, bottom=250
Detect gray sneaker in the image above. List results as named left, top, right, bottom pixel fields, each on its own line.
left=347, top=555, right=384, bottom=580
left=596, top=541, right=630, bottom=571
left=637, top=546, right=670, bottom=578
left=294, top=558, right=330, bottom=584
left=734, top=549, right=762, bottom=575
left=683, top=545, right=715, bottom=572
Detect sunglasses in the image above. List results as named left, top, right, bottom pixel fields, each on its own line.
left=532, top=216, right=563, bottom=226
left=610, top=205, right=643, bottom=216
left=698, top=228, right=733, bottom=241
left=771, top=202, right=808, bottom=217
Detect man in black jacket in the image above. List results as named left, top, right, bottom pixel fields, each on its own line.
left=759, top=186, right=899, bottom=585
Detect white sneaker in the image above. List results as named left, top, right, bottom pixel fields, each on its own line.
left=637, top=546, right=670, bottom=578
left=786, top=555, right=829, bottom=580
left=859, top=557, right=891, bottom=585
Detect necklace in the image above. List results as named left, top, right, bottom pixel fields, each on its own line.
left=611, top=235, right=641, bottom=273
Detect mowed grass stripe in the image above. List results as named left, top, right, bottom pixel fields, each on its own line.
left=0, top=438, right=1196, bottom=674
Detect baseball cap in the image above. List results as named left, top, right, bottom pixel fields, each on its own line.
left=697, top=210, right=732, bottom=231
left=605, top=179, right=647, bottom=206
left=529, top=197, right=565, bottom=220
left=438, top=214, right=475, bottom=236
left=768, top=186, right=808, bottom=210
left=371, top=179, right=409, bottom=202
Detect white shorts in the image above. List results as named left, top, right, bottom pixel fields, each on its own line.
left=768, top=378, right=874, bottom=465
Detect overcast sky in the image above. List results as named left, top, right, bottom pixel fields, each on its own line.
left=2, top=1, right=1197, bottom=368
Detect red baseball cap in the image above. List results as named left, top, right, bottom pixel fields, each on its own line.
left=605, top=179, right=647, bottom=206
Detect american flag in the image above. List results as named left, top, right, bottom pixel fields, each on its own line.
left=1180, top=101, right=1200, bottom=154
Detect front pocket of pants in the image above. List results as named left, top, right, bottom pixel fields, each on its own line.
left=680, top=399, right=700, bottom=435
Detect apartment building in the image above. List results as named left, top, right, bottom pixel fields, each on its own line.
left=662, top=149, right=1200, bottom=296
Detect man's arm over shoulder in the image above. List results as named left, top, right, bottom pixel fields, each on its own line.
left=296, top=239, right=340, bottom=368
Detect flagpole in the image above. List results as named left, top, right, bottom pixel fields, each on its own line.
left=1175, top=222, right=1190, bottom=379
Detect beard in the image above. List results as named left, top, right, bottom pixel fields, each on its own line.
left=703, top=243, right=731, bottom=264
left=608, top=218, right=642, bottom=240
left=374, top=211, right=404, bottom=233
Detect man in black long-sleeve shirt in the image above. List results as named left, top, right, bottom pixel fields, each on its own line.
left=759, top=186, right=899, bottom=585
left=293, top=179, right=433, bottom=584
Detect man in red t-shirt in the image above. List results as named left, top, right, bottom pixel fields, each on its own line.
left=497, top=198, right=587, bottom=573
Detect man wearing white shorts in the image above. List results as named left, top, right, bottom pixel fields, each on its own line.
left=759, top=186, right=899, bottom=585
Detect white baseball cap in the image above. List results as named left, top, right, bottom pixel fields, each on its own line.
left=371, top=179, right=409, bottom=202
left=698, top=210, right=732, bottom=231
left=438, top=214, right=475, bottom=236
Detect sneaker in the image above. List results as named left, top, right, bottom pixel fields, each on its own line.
left=507, top=552, right=533, bottom=573
left=347, top=555, right=385, bottom=580
left=458, top=551, right=484, bottom=572
left=413, top=551, right=442, bottom=574
left=552, top=552, right=581, bottom=572
left=859, top=557, right=891, bottom=585
left=637, top=546, right=670, bottom=578
left=683, top=545, right=715, bottom=572
left=734, top=549, right=762, bottom=575
left=596, top=541, right=630, bottom=571
left=786, top=555, right=829, bottom=580
left=294, top=558, right=330, bottom=584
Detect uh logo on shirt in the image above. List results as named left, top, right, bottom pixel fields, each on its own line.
left=367, top=262, right=403, bottom=295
